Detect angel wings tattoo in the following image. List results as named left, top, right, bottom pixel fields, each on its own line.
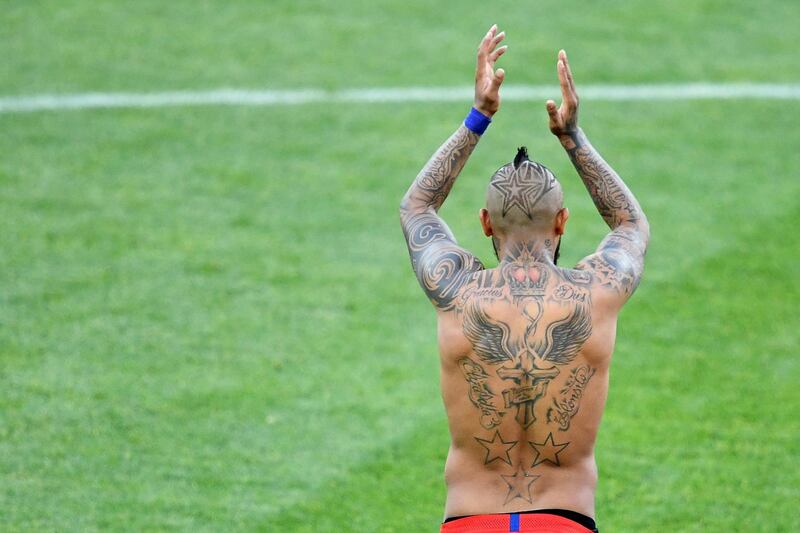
left=460, top=297, right=592, bottom=429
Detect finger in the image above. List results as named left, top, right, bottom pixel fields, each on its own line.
left=482, top=25, right=497, bottom=47
left=557, top=60, right=572, bottom=103
left=478, top=25, right=497, bottom=57
left=478, top=31, right=491, bottom=59
left=489, top=45, right=508, bottom=63
left=490, top=31, right=506, bottom=50
left=560, top=49, right=576, bottom=93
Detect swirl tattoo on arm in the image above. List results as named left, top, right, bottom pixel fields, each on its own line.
left=400, top=125, right=485, bottom=310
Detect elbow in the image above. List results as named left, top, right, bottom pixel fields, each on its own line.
left=399, top=196, right=421, bottom=226
left=399, top=190, right=414, bottom=213
left=399, top=192, right=432, bottom=218
left=636, top=213, right=651, bottom=249
left=399, top=191, right=410, bottom=218
left=618, top=213, right=650, bottom=251
left=399, top=196, right=417, bottom=221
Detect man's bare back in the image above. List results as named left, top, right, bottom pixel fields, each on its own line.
left=439, top=255, right=615, bottom=519
left=400, top=26, right=649, bottom=532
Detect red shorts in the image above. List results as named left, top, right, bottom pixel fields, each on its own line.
left=440, top=513, right=595, bottom=533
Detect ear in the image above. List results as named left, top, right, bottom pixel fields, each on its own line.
left=555, top=207, right=569, bottom=235
left=479, top=208, right=493, bottom=237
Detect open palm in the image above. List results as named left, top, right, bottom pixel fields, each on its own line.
left=474, top=25, right=507, bottom=117
left=546, top=50, right=580, bottom=136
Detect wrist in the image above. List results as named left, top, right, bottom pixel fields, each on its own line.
left=558, top=128, right=584, bottom=149
left=464, top=107, right=492, bottom=135
left=473, top=104, right=495, bottom=118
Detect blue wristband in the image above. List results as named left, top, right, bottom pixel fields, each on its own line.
left=464, top=107, right=492, bottom=135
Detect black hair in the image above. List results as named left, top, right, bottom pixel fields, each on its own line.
left=513, top=146, right=530, bottom=169
left=554, top=237, right=561, bottom=265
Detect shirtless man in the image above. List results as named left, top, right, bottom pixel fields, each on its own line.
left=399, top=26, right=650, bottom=533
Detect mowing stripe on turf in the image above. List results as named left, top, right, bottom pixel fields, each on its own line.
left=1, top=83, right=800, bottom=113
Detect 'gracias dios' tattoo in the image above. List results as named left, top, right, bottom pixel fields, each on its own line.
left=400, top=118, right=648, bottom=510
left=458, top=242, right=594, bottom=432
left=454, top=240, right=595, bottom=506
left=552, top=283, right=589, bottom=304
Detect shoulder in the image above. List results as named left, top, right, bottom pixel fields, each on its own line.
left=563, top=247, right=641, bottom=314
left=400, top=209, right=487, bottom=311
left=576, top=248, right=639, bottom=298
left=416, top=243, right=486, bottom=311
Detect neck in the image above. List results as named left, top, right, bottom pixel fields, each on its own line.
left=494, top=234, right=559, bottom=265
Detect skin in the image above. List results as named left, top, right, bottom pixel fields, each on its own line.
left=400, top=27, right=650, bottom=521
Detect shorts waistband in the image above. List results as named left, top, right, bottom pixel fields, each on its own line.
left=441, top=509, right=598, bottom=533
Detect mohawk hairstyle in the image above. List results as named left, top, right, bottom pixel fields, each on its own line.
left=513, top=146, right=530, bottom=169
left=486, top=146, right=564, bottom=235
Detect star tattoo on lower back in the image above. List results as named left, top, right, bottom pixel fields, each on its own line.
left=501, top=467, right=540, bottom=504
left=475, top=430, right=518, bottom=466
left=529, top=432, right=569, bottom=467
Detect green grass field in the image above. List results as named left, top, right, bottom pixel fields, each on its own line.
left=2, top=1, right=799, bottom=531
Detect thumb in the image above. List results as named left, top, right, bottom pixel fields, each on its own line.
left=491, top=68, right=505, bottom=88
left=546, top=99, right=558, bottom=118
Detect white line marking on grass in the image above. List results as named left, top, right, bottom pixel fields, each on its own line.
left=2, top=83, right=800, bottom=113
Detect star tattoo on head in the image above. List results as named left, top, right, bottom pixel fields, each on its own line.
left=529, top=432, right=569, bottom=467
left=475, top=430, right=518, bottom=466
left=490, top=164, right=556, bottom=219
left=501, top=467, right=540, bottom=504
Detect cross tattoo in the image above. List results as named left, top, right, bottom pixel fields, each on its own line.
left=497, top=354, right=560, bottom=428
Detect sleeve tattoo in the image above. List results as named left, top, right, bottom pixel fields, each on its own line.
left=562, top=129, right=650, bottom=298
left=400, top=125, right=484, bottom=310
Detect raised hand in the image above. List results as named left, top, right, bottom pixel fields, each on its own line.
left=474, top=24, right=507, bottom=117
left=546, top=50, right=579, bottom=137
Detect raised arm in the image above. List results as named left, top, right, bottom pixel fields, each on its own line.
left=546, top=50, right=650, bottom=303
left=400, top=25, right=507, bottom=311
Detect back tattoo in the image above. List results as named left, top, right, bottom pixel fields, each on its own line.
left=455, top=242, right=597, bottom=505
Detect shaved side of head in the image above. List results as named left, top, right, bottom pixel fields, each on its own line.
left=486, top=147, right=564, bottom=235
